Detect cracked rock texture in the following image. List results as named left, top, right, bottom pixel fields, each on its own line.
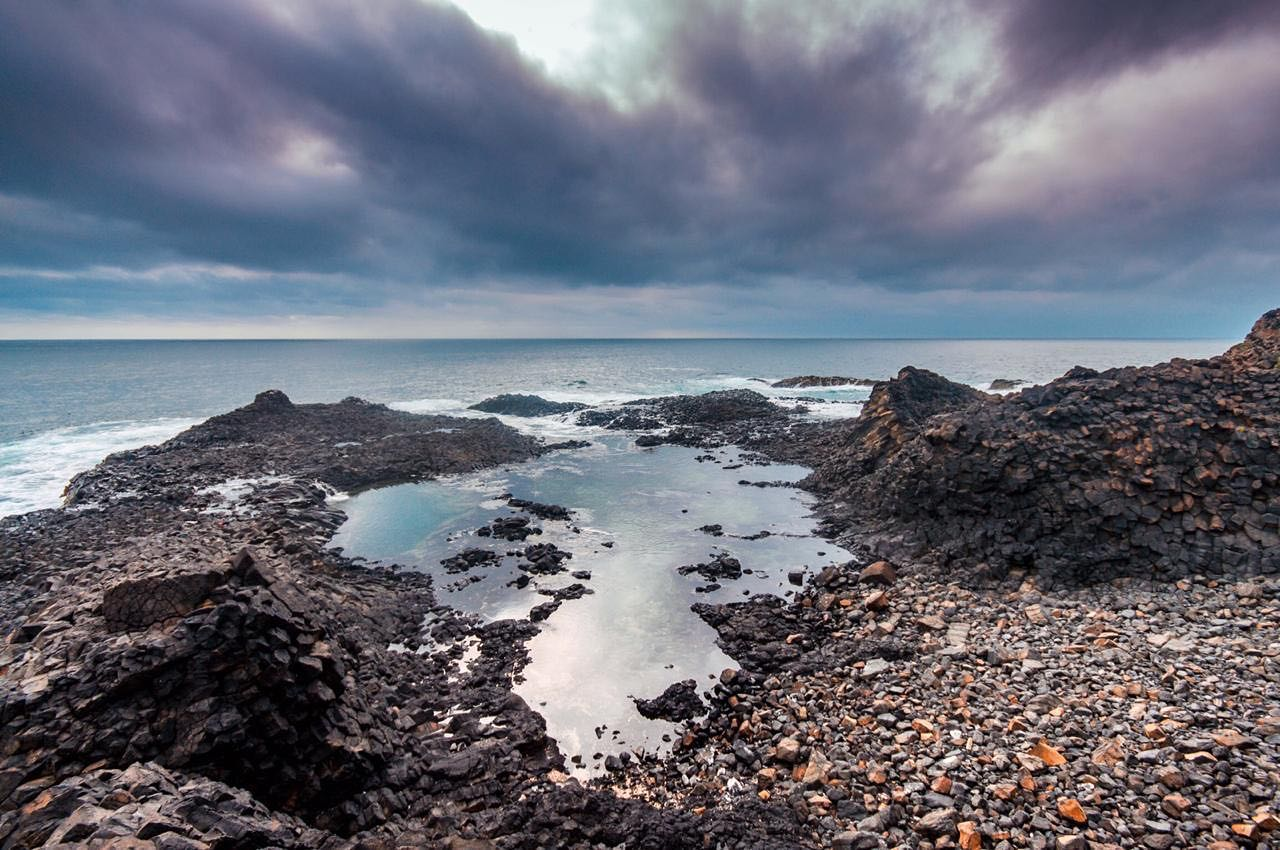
left=807, top=308, right=1280, bottom=585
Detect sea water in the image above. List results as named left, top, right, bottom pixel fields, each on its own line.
left=331, top=434, right=849, bottom=768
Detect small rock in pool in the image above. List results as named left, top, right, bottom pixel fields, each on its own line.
left=633, top=679, right=705, bottom=722
left=529, top=600, right=561, bottom=622
left=439, top=548, right=500, bottom=574
left=507, top=497, right=573, bottom=520
left=678, top=552, right=743, bottom=582
left=478, top=516, right=541, bottom=541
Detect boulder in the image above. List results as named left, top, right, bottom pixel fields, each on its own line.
left=632, top=680, right=705, bottom=722
left=102, top=568, right=228, bottom=631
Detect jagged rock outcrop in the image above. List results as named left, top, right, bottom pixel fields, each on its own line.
left=579, top=389, right=782, bottom=430
left=806, top=309, right=1280, bottom=584
left=63, top=390, right=545, bottom=505
left=1, top=761, right=345, bottom=849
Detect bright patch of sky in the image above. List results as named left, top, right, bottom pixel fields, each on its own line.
left=440, top=0, right=604, bottom=80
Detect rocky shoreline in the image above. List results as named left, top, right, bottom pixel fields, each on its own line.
left=2, top=311, right=1279, bottom=849
left=0, top=391, right=813, bottom=849
left=804, top=309, right=1280, bottom=585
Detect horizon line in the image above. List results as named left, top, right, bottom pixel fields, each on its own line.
left=0, top=335, right=1236, bottom=343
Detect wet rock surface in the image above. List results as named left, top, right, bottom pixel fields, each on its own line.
left=805, top=311, right=1280, bottom=585
left=478, top=515, right=541, bottom=541
left=678, top=552, right=745, bottom=584
left=519, top=543, right=573, bottom=575
left=633, top=680, right=706, bottom=722
left=506, top=498, right=574, bottom=520
left=441, top=548, right=502, bottom=574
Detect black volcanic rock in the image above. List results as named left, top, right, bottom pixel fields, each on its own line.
left=507, top=497, right=573, bottom=520
left=520, top=542, right=572, bottom=574
left=657, top=389, right=782, bottom=425
left=469, top=394, right=588, bottom=416
left=579, top=389, right=782, bottom=431
left=633, top=679, right=705, bottom=721
left=678, top=552, right=744, bottom=582
left=62, top=390, right=548, bottom=504
left=440, top=547, right=502, bottom=573
left=805, top=367, right=988, bottom=475
left=478, top=515, right=541, bottom=541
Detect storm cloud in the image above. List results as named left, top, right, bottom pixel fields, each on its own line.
left=2, top=0, right=1278, bottom=337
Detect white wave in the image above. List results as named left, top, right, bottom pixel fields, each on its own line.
left=388, top=398, right=478, bottom=417
left=526, top=388, right=657, bottom=407
left=0, top=417, right=199, bottom=518
left=196, top=475, right=294, bottom=515
left=799, top=400, right=866, bottom=421
left=975, top=380, right=1028, bottom=394
left=391, top=396, right=615, bottom=442
left=322, top=484, right=351, bottom=504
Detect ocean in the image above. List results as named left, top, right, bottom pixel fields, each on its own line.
left=0, top=337, right=1231, bottom=518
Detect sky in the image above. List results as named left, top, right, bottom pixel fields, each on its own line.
left=1, top=0, right=1278, bottom=339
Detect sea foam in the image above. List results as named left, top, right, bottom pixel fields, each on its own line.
left=0, top=418, right=198, bottom=518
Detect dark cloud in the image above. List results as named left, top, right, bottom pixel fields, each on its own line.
left=996, top=0, right=1280, bottom=99
left=1, top=0, right=1278, bottom=333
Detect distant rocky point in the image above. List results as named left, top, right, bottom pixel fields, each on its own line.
left=579, top=389, right=807, bottom=451
left=468, top=393, right=589, bottom=416
left=770, top=375, right=877, bottom=388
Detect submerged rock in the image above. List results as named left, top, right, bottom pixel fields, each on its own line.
left=678, top=552, right=744, bottom=582
left=507, top=497, right=574, bottom=520
left=478, top=515, right=541, bottom=541
left=520, top=542, right=572, bottom=574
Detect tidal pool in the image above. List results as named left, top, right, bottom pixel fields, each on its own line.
left=330, top=434, right=850, bottom=771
